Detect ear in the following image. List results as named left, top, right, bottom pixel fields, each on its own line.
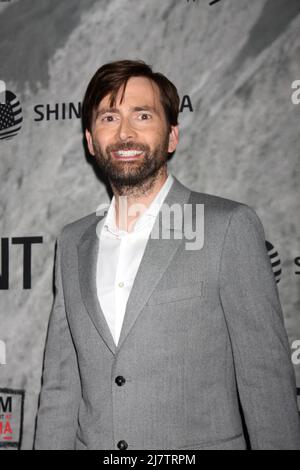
left=168, top=125, right=179, bottom=153
left=85, top=129, right=95, bottom=156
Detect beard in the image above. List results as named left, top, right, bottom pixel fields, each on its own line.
left=91, top=133, right=170, bottom=190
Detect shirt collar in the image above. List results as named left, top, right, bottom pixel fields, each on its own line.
left=103, top=173, right=174, bottom=236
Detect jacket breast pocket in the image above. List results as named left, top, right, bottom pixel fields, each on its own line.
left=146, top=281, right=204, bottom=306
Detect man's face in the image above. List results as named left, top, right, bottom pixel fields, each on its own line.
left=85, top=76, right=178, bottom=187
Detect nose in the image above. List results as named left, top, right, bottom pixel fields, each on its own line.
left=117, top=117, right=136, bottom=142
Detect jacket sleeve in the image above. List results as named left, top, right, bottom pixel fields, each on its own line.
left=34, top=233, right=82, bottom=450
left=219, top=204, right=300, bottom=449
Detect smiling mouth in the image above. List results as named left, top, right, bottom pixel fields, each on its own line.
left=112, top=150, right=145, bottom=160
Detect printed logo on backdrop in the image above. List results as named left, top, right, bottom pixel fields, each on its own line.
left=0, top=81, right=23, bottom=140
left=0, top=236, right=43, bottom=290
left=0, top=388, right=25, bottom=449
left=265, top=244, right=300, bottom=281
left=265, top=241, right=281, bottom=283
left=295, top=256, right=300, bottom=275
left=33, top=96, right=193, bottom=121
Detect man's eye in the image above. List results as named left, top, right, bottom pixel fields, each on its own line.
left=139, top=113, right=151, bottom=120
left=102, top=115, right=116, bottom=122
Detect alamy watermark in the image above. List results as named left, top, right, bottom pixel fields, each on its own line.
left=95, top=200, right=204, bottom=251
left=291, top=80, right=300, bottom=105
left=0, top=340, right=6, bottom=365
left=292, top=340, right=300, bottom=366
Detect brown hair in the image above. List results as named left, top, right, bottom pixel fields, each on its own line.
left=82, top=59, right=180, bottom=132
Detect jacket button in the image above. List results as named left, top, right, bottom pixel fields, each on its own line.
left=115, top=375, right=126, bottom=386
left=117, top=440, right=128, bottom=450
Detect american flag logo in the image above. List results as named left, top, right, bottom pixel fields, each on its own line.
left=265, top=240, right=281, bottom=283
left=0, top=88, right=23, bottom=140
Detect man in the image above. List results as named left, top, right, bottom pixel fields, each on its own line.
left=34, top=59, right=300, bottom=450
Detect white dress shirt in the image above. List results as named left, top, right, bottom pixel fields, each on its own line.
left=96, top=173, right=174, bottom=346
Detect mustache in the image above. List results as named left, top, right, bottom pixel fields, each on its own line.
left=108, top=143, right=149, bottom=153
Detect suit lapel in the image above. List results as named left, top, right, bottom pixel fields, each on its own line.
left=77, top=215, right=117, bottom=355
left=77, top=176, right=192, bottom=355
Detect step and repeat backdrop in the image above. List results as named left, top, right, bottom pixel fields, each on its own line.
left=0, top=0, right=300, bottom=450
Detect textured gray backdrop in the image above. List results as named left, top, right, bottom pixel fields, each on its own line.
left=0, top=0, right=299, bottom=450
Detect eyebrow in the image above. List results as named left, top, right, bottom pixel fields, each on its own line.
left=95, top=105, right=158, bottom=118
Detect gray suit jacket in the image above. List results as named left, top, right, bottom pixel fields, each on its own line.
left=34, top=176, right=300, bottom=450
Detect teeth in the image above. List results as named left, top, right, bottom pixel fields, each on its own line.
left=115, top=150, right=143, bottom=156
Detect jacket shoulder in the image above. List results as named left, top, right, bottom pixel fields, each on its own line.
left=188, top=189, right=263, bottom=229
left=58, top=211, right=98, bottom=244
left=189, top=189, right=246, bottom=213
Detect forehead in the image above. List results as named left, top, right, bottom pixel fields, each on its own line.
left=98, top=76, right=163, bottom=112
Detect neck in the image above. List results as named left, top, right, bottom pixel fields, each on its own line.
left=110, top=167, right=168, bottom=232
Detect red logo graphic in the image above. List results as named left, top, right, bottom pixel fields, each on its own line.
left=0, top=388, right=25, bottom=449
